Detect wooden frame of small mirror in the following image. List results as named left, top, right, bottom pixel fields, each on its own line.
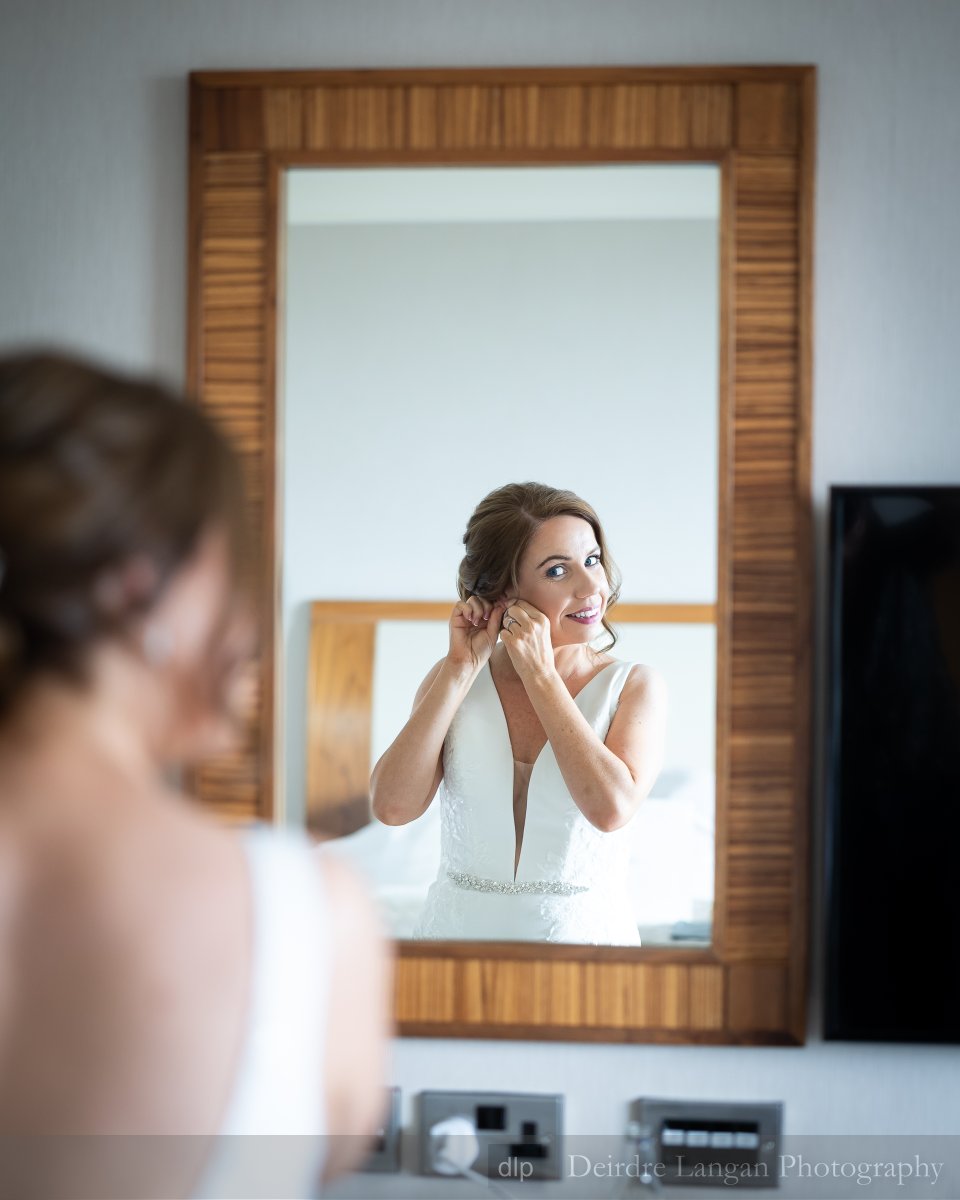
left=186, top=64, right=815, bottom=1044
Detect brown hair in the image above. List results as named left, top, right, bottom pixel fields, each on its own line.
left=0, top=350, right=249, bottom=715
left=457, top=481, right=622, bottom=651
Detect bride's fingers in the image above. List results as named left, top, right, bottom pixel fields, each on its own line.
left=452, top=600, right=479, bottom=628
left=479, top=600, right=502, bottom=639
left=461, top=595, right=487, bottom=626
left=504, top=605, right=530, bottom=631
left=511, top=600, right=543, bottom=621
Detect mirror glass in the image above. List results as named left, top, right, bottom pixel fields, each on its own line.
left=281, top=164, right=719, bottom=946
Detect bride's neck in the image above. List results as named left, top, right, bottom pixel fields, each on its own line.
left=0, top=652, right=166, bottom=794
left=494, top=643, right=590, bottom=683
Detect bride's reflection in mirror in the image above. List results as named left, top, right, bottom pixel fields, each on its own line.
left=371, top=482, right=668, bottom=944
left=281, top=162, right=719, bottom=947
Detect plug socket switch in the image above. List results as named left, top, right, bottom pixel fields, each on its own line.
left=419, top=1090, right=563, bottom=1181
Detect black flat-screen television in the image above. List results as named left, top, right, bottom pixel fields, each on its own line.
left=825, top=485, right=960, bottom=1042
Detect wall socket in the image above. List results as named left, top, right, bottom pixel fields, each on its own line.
left=419, top=1090, right=563, bottom=1181
left=360, top=1086, right=402, bottom=1173
left=628, top=1097, right=782, bottom=1188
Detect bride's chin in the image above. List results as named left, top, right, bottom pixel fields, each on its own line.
left=555, top=624, right=594, bottom=646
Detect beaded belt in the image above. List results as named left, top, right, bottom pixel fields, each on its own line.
left=447, top=869, right=588, bottom=897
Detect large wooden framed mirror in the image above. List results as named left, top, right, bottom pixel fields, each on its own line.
left=187, top=65, right=814, bottom=1044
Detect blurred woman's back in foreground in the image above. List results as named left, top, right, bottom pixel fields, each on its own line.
left=0, top=352, right=390, bottom=1198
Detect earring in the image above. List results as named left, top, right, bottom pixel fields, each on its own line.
left=142, top=622, right=173, bottom=666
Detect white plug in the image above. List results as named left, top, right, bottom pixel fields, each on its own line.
left=429, top=1114, right=480, bottom=1175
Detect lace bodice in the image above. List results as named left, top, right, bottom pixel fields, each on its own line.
left=413, top=660, right=642, bottom=944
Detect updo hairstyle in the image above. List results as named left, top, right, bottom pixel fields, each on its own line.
left=0, top=351, right=248, bottom=716
left=457, top=481, right=622, bottom=650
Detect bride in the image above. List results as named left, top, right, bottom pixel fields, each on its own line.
left=370, top=482, right=667, bottom=944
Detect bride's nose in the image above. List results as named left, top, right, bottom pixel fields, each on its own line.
left=574, top=571, right=600, bottom=599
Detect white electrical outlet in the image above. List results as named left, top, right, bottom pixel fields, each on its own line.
left=419, top=1090, right=563, bottom=1181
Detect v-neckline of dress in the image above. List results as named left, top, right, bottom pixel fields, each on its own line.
left=484, top=658, right=621, bottom=880
left=486, top=657, right=620, bottom=768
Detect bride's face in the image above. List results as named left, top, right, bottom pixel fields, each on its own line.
left=514, top=515, right=611, bottom=647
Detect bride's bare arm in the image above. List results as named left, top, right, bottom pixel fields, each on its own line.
left=370, top=595, right=506, bottom=825
left=499, top=600, right=667, bottom=832
left=522, top=663, right=668, bottom=831
left=369, top=658, right=477, bottom=825
left=318, top=854, right=392, bottom=1183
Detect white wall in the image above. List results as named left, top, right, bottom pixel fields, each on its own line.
left=3, top=0, right=960, bottom=1158
left=282, top=213, right=719, bottom=821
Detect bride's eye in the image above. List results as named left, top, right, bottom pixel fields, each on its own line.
left=585, top=554, right=601, bottom=568
left=545, top=564, right=566, bottom=579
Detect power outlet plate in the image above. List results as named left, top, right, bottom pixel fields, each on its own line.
left=360, top=1086, right=402, bottom=1173
left=628, top=1097, right=782, bottom=1189
left=419, top=1090, right=563, bottom=1181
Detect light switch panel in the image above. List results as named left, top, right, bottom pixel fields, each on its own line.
left=628, top=1097, right=782, bottom=1188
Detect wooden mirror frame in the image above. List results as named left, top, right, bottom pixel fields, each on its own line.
left=186, top=65, right=815, bottom=1044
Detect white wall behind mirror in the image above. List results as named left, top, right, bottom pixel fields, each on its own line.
left=281, top=163, right=720, bottom=946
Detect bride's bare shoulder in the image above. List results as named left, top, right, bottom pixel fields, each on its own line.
left=619, top=662, right=668, bottom=708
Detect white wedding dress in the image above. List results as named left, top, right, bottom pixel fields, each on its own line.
left=412, top=659, right=642, bottom=944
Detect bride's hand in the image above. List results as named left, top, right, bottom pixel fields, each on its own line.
left=499, top=600, right=556, bottom=682
left=447, top=595, right=507, bottom=671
